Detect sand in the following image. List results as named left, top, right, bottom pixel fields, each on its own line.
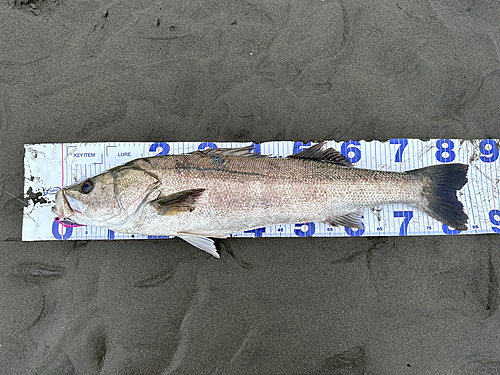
left=1, top=0, right=500, bottom=374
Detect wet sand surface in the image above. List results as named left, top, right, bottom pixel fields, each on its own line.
left=1, top=0, right=500, bottom=374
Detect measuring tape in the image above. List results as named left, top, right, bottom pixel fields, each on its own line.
left=22, top=139, right=500, bottom=241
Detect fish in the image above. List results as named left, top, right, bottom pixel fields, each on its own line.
left=52, top=142, right=469, bottom=258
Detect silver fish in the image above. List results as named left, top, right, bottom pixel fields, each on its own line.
left=52, top=143, right=468, bottom=258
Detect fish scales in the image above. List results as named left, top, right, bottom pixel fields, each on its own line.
left=130, top=154, right=424, bottom=235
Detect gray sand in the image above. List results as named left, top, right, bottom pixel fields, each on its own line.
left=1, top=0, right=500, bottom=374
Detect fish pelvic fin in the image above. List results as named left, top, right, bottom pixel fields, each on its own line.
left=325, top=209, right=364, bottom=229
left=408, top=163, right=469, bottom=230
left=177, top=233, right=220, bottom=258
left=150, top=188, right=205, bottom=216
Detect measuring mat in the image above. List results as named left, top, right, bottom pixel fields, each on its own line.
left=22, top=140, right=500, bottom=241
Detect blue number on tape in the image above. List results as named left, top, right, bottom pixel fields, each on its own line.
left=441, top=224, right=461, bottom=234
left=435, top=139, right=455, bottom=163
left=294, top=222, right=316, bottom=237
left=345, top=224, right=365, bottom=237
left=198, top=142, right=217, bottom=150
left=52, top=220, right=73, bottom=240
left=390, top=139, right=408, bottom=162
left=489, top=209, right=500, bottom=234
left=293, top=141, right=312, bottom=154
left=147, top=235, right=170, bottom=239
left=149, top=142, right=170, bottom=156
left=442, top=224, right=461, bottom=235
left=244, top=227, right=266, bottom=237
left=479, top=139, right=499, bottom=163
left=250, top=143, right=261, bottom=155
left=107, top=230, right=115, bottom=240
left=341, top=141, right=361, bottom=163
left=394, top=211, right=413, bottom=236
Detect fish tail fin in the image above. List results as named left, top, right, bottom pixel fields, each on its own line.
left=407, top=164, right=469, bottom=230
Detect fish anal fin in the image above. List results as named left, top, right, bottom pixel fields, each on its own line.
left=325, top=210, right=364, bottom=229
left=288, top=142, right=353, bottom=167
left=180, top=230, right=227, bottom=239
left=176, top=233, right=220, bottom=258
left=150, top=188, right=205, bottom=216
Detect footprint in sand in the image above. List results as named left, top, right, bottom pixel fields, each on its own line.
left=427, top=253, right=499, bottom=320
left=453, top=358, right=500, bottom=374
left=310, top=346, right=366, bottom=375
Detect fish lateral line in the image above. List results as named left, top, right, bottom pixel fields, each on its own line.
left=170, top=164, right=267, bottom=177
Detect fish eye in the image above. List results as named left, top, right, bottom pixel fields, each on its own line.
left=80, top=179, right=94, bottom=194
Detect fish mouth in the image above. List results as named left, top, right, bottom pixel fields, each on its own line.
left=65, top=194, right=85, bottom=215
left=54, top=217, right=85, bottom=227
left=52, top=189, right=86, bottom=227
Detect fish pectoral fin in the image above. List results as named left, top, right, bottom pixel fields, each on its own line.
left=176, top=233, right=220, bottom=258
left=150, top=188, right=205, bottom=216
left=325, top=210, right=364, bottom=229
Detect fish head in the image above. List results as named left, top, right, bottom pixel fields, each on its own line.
left=52, top=165, right=160, bottom=229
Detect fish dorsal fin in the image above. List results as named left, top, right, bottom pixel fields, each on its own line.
left=288, top=142, right=353, bottom=167
left=150, top=188, right=205, bottom=215
left=189, top=143, right=352, bottom=166
left=325, top=209, right=364, bottom=229
left=176, top=233, right=220, bottom=258
left=190, top=146, right=265, bottom=157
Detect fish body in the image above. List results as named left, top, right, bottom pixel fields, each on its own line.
left=52, top=143, right=469, bottom=257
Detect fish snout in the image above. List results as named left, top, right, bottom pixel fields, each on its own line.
left=53, top=189, right=75, bottom=220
